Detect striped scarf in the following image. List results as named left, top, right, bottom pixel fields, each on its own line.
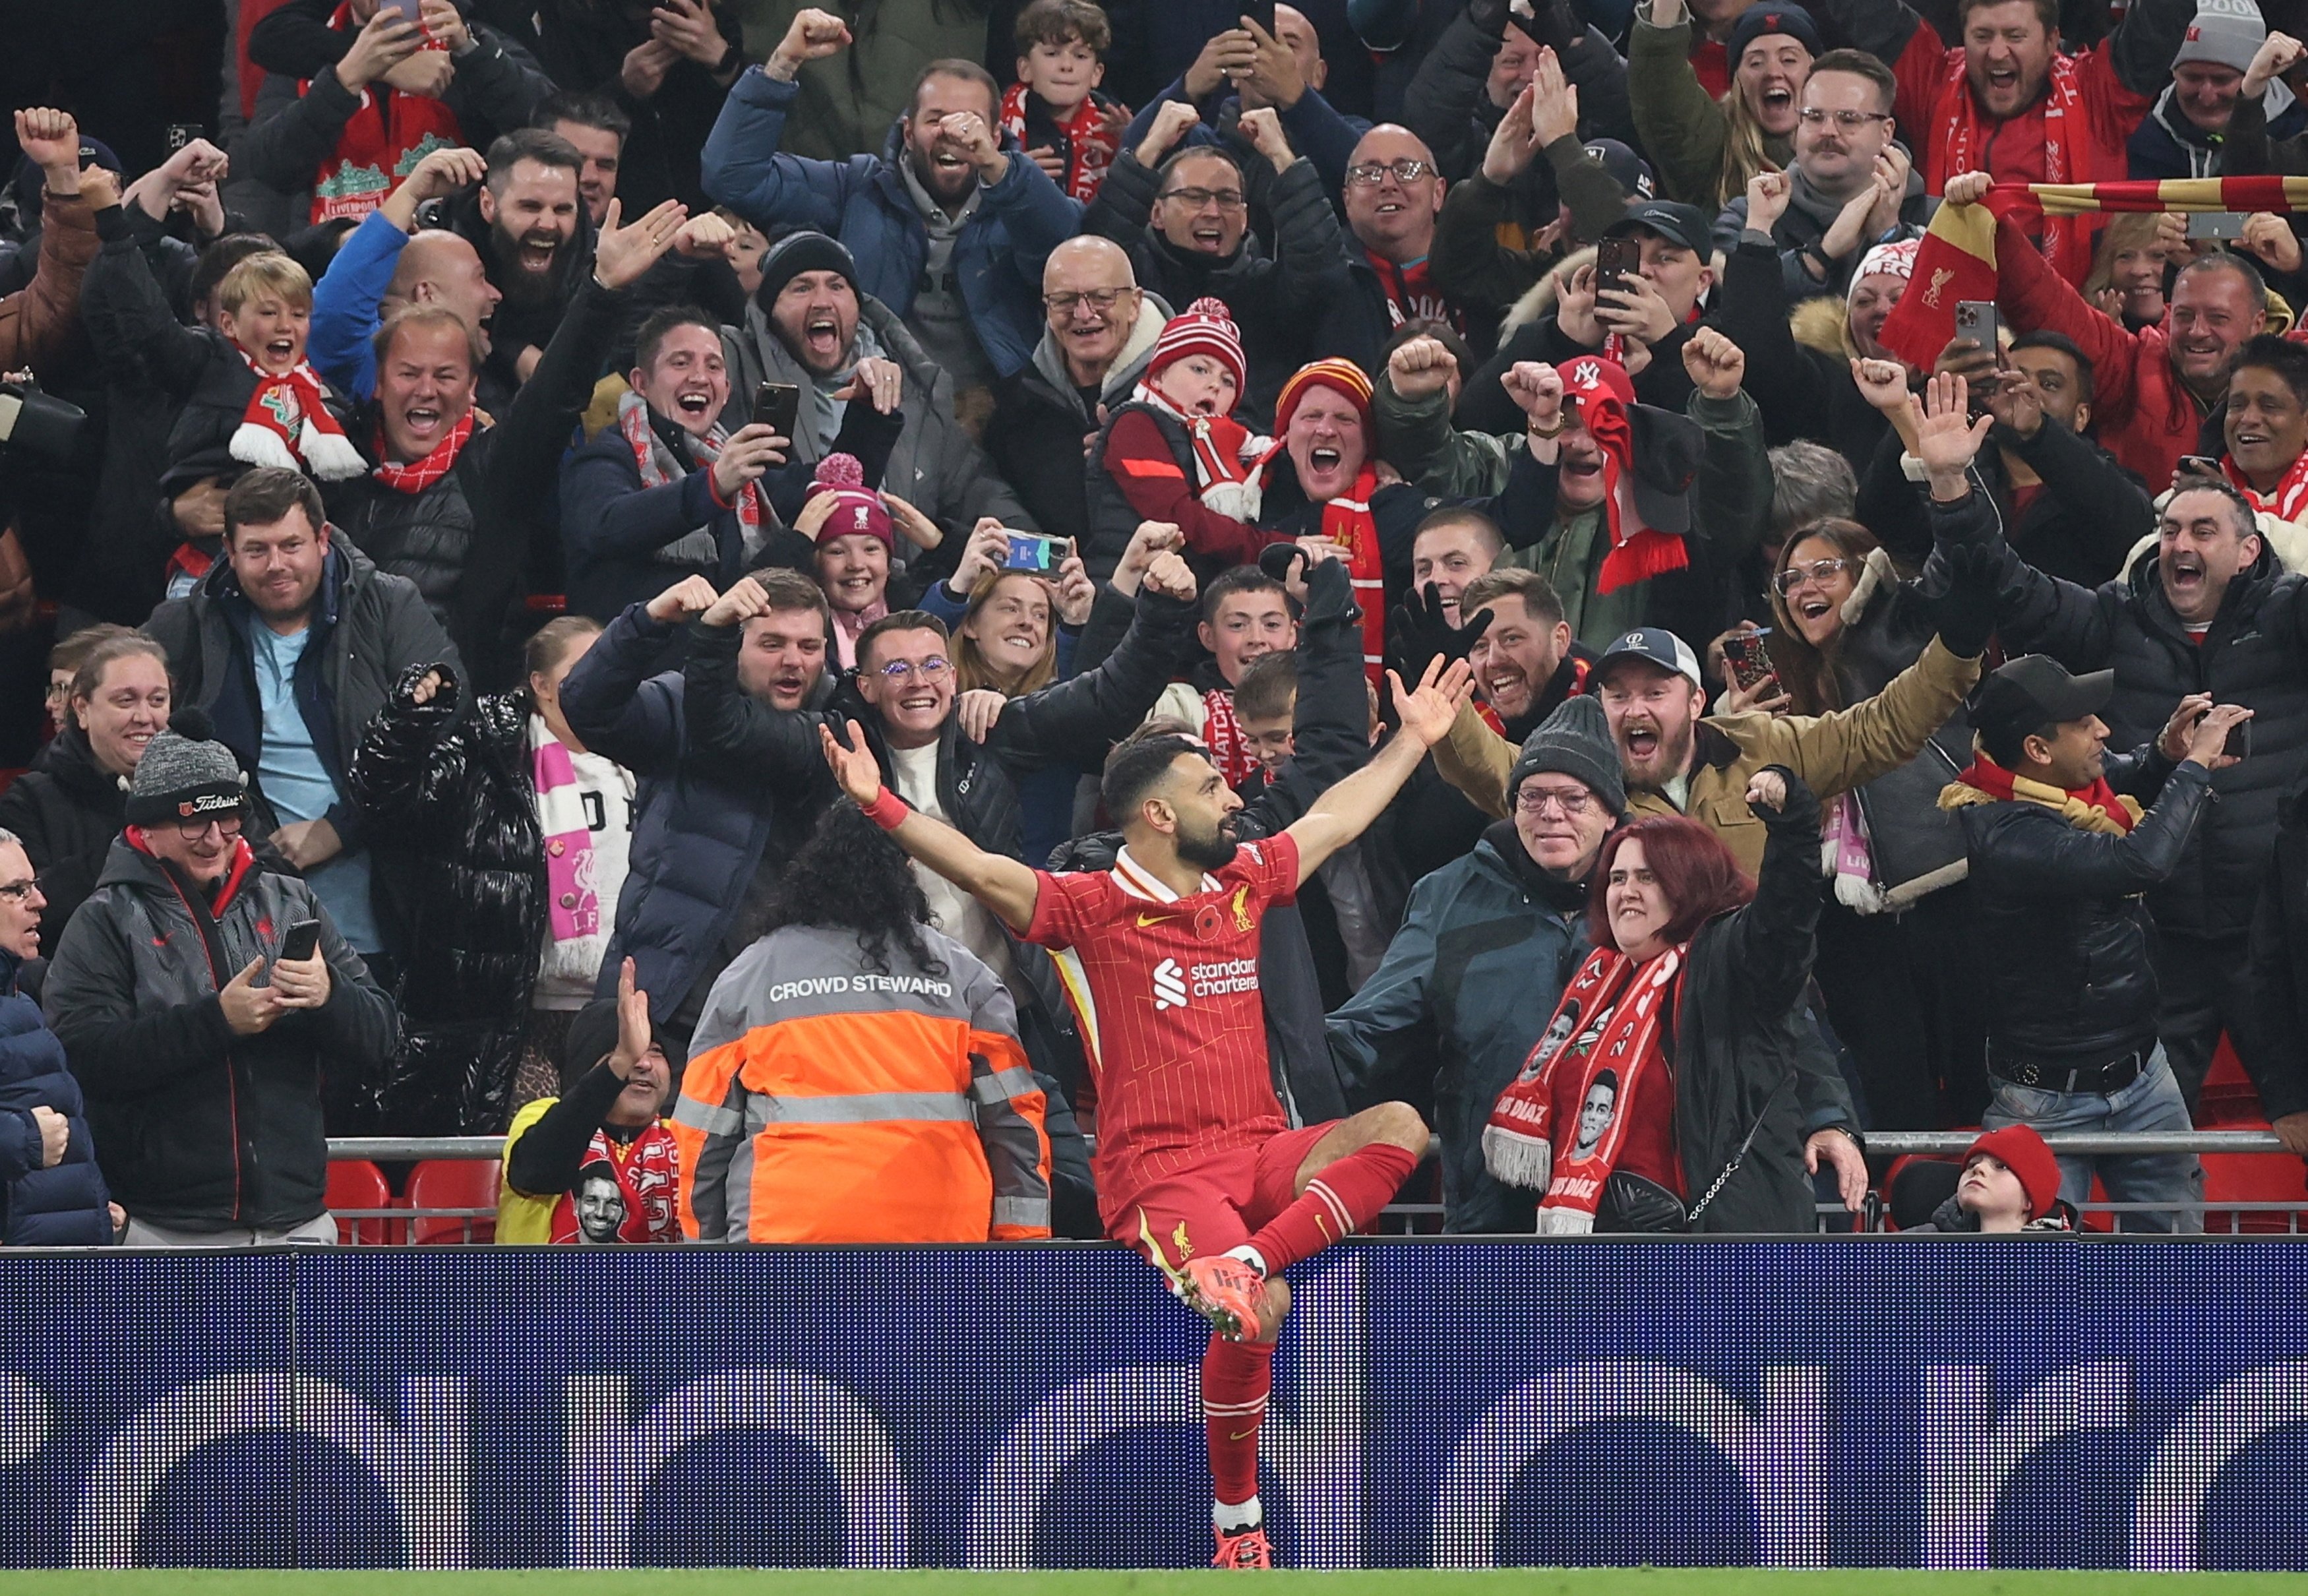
left=1929, top=47, right=2090, bottom=281
left=2228, top=447, right=2308, bottom=528
left=1303, top=461, right=1386, bottom=686
left=615, top=389, right=762, bottom=566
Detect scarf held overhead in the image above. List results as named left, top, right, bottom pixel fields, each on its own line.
left=1881, top=175, right=2308, bottom=370
left=1481, top=942, right=1683, bottom=1235
left=306, top=2, right=461, bottom=223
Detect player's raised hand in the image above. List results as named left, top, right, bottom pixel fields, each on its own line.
left=1389, top=656, right=1476, bottom=747
left=821, top=718, right=884, bottom=806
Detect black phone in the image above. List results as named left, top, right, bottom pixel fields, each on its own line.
left=165, top=123, right=202, bottom=152
left=752, top=381, right=799, bottom=437
left=1240, top=0, right=1277, bottom=36
left=2225, top=717, right=2253, bottom=761
left=2178, top=454, right=2224, bottom=478
left=1722, top=630, right=1777, bottom=693
left=280, top=919, right=321, bottom=964
left=1594, top=235, right=1641, bottom=294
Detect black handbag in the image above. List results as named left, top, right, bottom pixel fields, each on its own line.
left=1596, top=1169, right=1689, bottom=1233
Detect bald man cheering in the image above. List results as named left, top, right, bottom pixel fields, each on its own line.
left=985, top=235, right=1172, bottom=545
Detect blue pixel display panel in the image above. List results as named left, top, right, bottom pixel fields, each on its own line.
left=3, top=1240, right=2306, bottom=1570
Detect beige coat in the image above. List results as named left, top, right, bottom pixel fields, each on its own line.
left=1433, top=637, right=1982, bottom=876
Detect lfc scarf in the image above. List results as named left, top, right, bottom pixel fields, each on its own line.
left=1200, top=687, right=1261, bottom=789
left=1938, top=754, right=2142, bottom=835
left=1928, top=47, right=2090, bottom=282
left=1308, top=460, right=1388, bottom=686
left=232, top=357, right=367, bottom=481
left=1364, top=250, right=1464, bottom=337
left=1130, top=388, right=1269, bottom=522
left=2227, top=446, right=2308, bottom=528
left=1482, top=943, right=1683, bottom=1234
left=997, top=83, right=1123, bottom=204
left=615, top=389, right=764, bottom=566
left=371, top=411, right=475, bottom=494
left=549, top=1120, right=684, bottom=1245
left=1559, top=357, right=1689, bottom=595
left=533, top=721, right=599, bottom=944
left=305, top=3, right=461, bottom=223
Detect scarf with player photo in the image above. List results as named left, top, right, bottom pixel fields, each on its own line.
left=1482, top=941, right=1682, bottom=1233
left=1558, top=355, right=1689, bottom=595
left=551, top=1122, right=683, bottom=1244
left=231, top=355, right=366, bottom=481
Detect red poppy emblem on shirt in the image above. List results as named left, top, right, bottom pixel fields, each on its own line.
left=1194, top=904, right=1225, bottom=941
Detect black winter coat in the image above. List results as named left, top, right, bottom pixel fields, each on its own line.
left=0, top=950, right=110, bottom=1245
left=45, top=836, right=398, bottom=1232
left=1713, top=236, right=1888, bottom=476
left=1667, top=772, right=1854, bottom=1234
left=1083, top=149, right=1351, bottom=424
left=1939, top=488, right=2308, bottom=942
left=419, top=185, right=599, bottom=406
left=2243, top=786, right=2308, bottom=1122
left=0, top=727, right=129, bottom=959
left=1959, top=757, right=2212, bottom=1069
left=984, top=314, right=1169, bottom=552
left=346, top=665, right=545, bottom=1136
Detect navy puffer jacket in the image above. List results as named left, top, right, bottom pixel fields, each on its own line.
left=0, top=950, right=111, bottom=1244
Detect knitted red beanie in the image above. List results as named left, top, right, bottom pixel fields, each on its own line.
left=1965, top=1124, right=2061, bottom=1221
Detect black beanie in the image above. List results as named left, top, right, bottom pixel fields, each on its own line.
left=754, top=230, right=861, bottom=313
left=124, top=706, right=248, bottom=827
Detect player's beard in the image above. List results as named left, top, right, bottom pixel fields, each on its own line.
left=1176, top=813, right=1240, bottom=873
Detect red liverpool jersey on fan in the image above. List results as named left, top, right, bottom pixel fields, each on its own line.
left=1025, top=835, right=1298, bottom=1202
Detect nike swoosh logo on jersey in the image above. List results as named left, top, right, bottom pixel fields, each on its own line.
left=1136, top=912, right=1174, bottom=928
left=1228, top=1428, right=1258, bottom=1441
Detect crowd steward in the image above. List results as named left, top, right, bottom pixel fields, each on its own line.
left=9, top=0, right=2308, bottom=1252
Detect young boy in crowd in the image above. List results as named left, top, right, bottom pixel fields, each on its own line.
left=1910, top=1126, right=2073, bottom=1234
left=1232, top=648, right=1302, bottom=782
left=1152, top=567, right=1296, bottom=787
left=1004, top=0, right=1130, bottom=203
left=171, top=253, right=366, bottom=486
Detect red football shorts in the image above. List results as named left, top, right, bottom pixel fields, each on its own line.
left=1108, top=1122, right=1338, bottom=1274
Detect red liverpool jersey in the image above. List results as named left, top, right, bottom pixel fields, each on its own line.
left=1025, top=836, right=1299, bottom=1199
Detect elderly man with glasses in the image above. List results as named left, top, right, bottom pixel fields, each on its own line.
left=44, top=707, right=396, bottom=1248
left=986, top=235, right=1176, bottom=547
left=1082, top=98, right=1353, bottom=423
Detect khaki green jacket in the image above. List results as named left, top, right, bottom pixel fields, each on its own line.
left=1434, top=636, right=1982, bottom=876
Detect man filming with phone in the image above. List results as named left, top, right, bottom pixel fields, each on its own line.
left=44, top=708, right=397, bottom=1247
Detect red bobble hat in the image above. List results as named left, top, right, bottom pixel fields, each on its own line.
left=1964, top=1124, right=2062, bottom=1221
left=809, top=452, right=892, bottom=549
left=1148, top=297, right=1248, bottom=398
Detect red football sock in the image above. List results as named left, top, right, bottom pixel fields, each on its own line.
left=1203, top=1331, right=1277, bottom=1516
left=1248, top=1140, right=1420, bottom=1272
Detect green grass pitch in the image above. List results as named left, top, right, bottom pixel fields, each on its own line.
left=0, top=1574, right=2301, bottom=1595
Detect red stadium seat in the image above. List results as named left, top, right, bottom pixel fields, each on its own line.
left=2202, top=1151, right=2308, bottom=1235
left=324, top=1160, right=404, bottom=1246
left=2196, top=1034, right=2267, bottom=1126
left=407, top=1159, right=501, bottom=1244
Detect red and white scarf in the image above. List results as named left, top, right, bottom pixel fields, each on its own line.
left=2226, top=448, right=2308, bottom=528
left=1132, top=385, right=1269, bottom=523
left=1200, top=686, right=1261, bottom=789
left=305, top=3, right=461, bottom=223
left=996, top=83, right=1123, bottom=203
left=371, top=410, right=475, bottom=495
left=1482, top=942, right=1683, bottom=1233
left=549, top=1121, right=683, bottom=1245
left=616, top=389, right=763, bottom=563
left=232, top=355, right=367, bottom=481
left=1258, top=455, right=1387, bottom=686
left=1928, top=46, right=2091, bottom=282
left=1560, top=356, right=1688, bottom=595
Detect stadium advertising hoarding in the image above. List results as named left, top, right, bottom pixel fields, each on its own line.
left=3, top=1241, right=2305, bottom=1570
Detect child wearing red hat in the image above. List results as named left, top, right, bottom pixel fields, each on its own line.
left=1912, top=1124, right=2072, bottom=1233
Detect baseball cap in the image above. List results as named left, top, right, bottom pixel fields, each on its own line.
left=1595, top=629, right=1703, bottom=691
left=1583, top=138, right=1655, bottom=204
left=1966, top=654, right=2114, bottom=747
left=1607, top=200, right=1710, bottom=257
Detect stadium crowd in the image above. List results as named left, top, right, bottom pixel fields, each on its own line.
left=2, top=0, right=2307, bottom=1273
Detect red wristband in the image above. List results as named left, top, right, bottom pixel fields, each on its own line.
left=862, top=788, right=909, bottom=830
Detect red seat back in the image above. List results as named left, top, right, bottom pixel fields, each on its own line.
left=324, top=1159, right=404, bottom=1246
left=406, top=1159, right=501, bottom=1244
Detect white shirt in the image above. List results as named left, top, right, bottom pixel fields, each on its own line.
left=888, top=740, right=1018, bottom=990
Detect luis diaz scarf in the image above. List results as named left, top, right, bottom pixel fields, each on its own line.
left=371, top=411, right=475, bottom=494
left=615, top=389, right=764, bottom=566
left=232, top=357, right=366, bottom=481
left=997, top=83, right=1122, bottom=204
left=1482, top=942, right=1683, bottom=1233
left=1938, top=753, right=2142, bottom=834
left=1929, top=47, right=2090, bottom=281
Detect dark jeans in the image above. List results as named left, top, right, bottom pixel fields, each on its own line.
left=1811, top=884, right=1989, bottom=1130
left=2154, top=929, right=2253, bottom=1111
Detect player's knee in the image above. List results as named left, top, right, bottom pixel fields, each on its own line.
left=1372, top=1101, right=1428, bottom=1153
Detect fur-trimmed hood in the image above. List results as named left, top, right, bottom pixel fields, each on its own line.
left=1790, top=293, right=1856, bottom=361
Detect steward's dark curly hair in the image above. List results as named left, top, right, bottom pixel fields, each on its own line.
left=764, top=803, right=947, bottom=978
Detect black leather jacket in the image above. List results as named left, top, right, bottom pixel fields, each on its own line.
left=1960, top=756, right=2214, bottom=1070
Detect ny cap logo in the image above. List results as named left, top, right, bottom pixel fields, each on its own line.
left=1570, top=359, right=1602, bottom=390
left=1153, top=957, right=1188, bottom=1011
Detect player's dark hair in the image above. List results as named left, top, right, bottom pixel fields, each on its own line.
left=1101, top=733, right=1203, bottom=824
left=766, top=803, right=946, bottom=979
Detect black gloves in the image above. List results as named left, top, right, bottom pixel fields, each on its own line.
left=1261, top=542, right=1362, bottom=629
left=1931, top=539, right=2005, bottom=660
left=1387, top=580, right=1493, bottom=685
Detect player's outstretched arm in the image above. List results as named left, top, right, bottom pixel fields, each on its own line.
left=1283, top=659, right=1474, bottom=886
left=820, top=720, right=1043, bottom=931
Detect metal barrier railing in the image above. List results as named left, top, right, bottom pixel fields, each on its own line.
left=324, top=1131, right=2305, bottom=1242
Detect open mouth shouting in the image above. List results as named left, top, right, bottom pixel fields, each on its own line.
left=1480, top=658, right=1529, bottom=710
left=1308, top=446, right=1342, bottom=474
left=2165, top=547, right=2208, bottom=605
left=400, top=400, right=444, bottom=445
left=263, top=334, right=299, bottom=368
left=1619, top=715, right=1663, bottom=768
left=673, top=384, right=717, bottom=425
left=516, top=230, right=560, bottom=274
left=1189, top=219, right=1229, bottom=251
left=803, top=312, right=843, bottom=363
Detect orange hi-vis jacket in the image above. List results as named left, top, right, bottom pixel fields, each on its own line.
left=673, top=921, right=1053, bottom=1243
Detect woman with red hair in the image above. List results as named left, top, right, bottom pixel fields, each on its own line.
left=1484, top=763, right=1835, bottom=1233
